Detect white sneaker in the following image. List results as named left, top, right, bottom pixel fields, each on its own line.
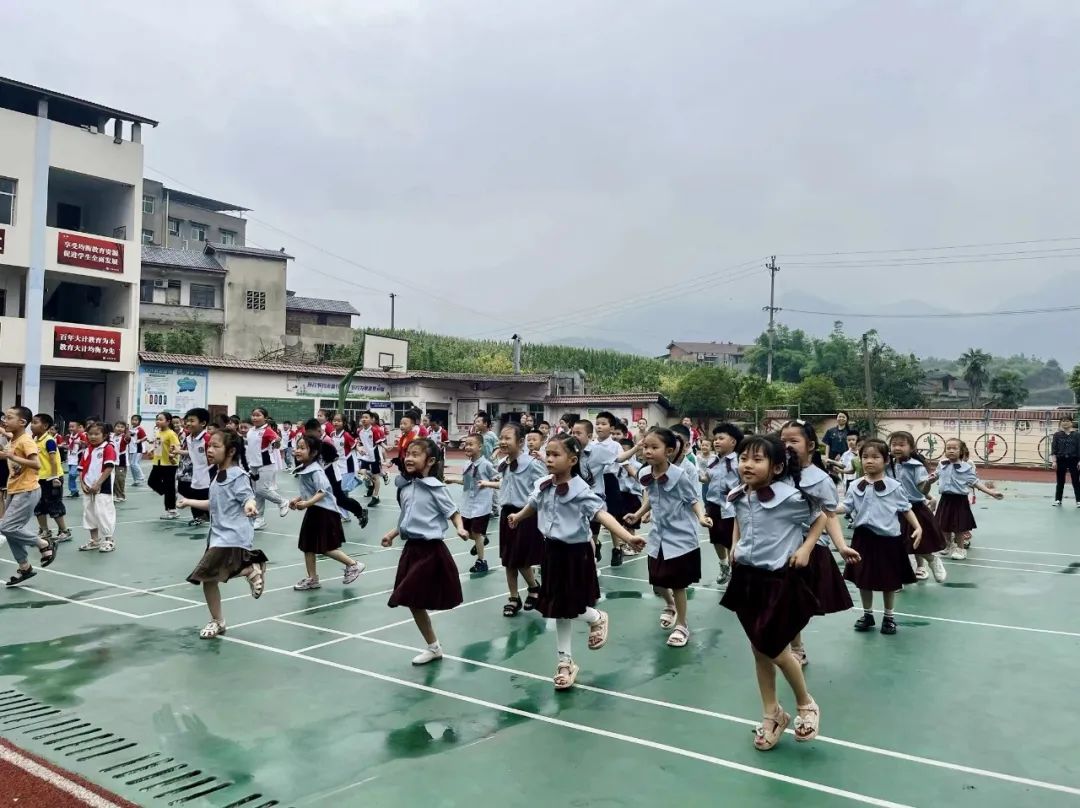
left=929, top=555, right=947, bottom=582
left=293, top=577, right=321, bottom=591
left=950, top=547, right=967, bottom=560
left=278, top=502, right=290, bottom=518
left=914, top=565, right=929, bottom=580
left=343, top=562, right=365, bottom=584
left=253, top=519, right=267, bottom=531
left=1076, top=502, right=1080, bottom=509
left=1052, top=500, right=1062, bottom=507
left=412, top=646, right=443, bottom=665
left=940, top=541, right=955, bottom=557
left=160, top=510, right=178, bottom=520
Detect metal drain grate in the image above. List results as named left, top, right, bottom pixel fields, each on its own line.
left=0, top=690, right=289, bottom=807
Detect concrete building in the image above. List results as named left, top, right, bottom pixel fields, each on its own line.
left=284, top=292, right=360, bottom=362
left=665, top=340, right=748, bottom=367
left=543, top=393, right=675, bottom=430
left=140, top=179, right=247, bottom=249
left=0, top=75, right=155, bottom=421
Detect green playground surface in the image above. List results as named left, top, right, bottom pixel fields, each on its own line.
left=0, top=470, right=1078, bottom=807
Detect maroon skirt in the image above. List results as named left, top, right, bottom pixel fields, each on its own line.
left=904, top=501, right=947, bottom=554
left=461, top=514, right=491, bottom=536
left=705, top=503, right=734, bottom=548
left=721, top=563, right=819, bottom=659
left=499, top=505, right=543, bottom=568
left=537, top=539, right=600, bottom=619
left=388, top=540, right=464, bottom=610
left=648, top=546, right=701, bottom=590
left=935, top=492, right=977, bottom=534
left=844, top=526, right=916, bottom=592
left=803, top=543, right=852, bottom=614
left=297, top=506, right=345, bottom=554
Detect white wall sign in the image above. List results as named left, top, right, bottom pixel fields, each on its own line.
left=293, top=377, right=389, bottom=398
left=138, top=364, right=208, bottom=420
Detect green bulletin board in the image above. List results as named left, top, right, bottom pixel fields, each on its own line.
left=235, top=397, right=315, bottom=426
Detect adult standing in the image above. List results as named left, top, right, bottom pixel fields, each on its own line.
left=822, top=411, right=853, bottom=461
left=1050, top=416, right=1080, bottom=507
left=245, top=407, right=289, bottom=530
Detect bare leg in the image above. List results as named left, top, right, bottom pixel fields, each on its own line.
left=55, top=516, right=68, bottom=532
left=472, top=533, right=485, bottom=560
left=521, top=566, right=538, bottom=589
left=860, top=589, right=874, bottom=611
left=411, top=608, right=436, bottom=644
left=753, top=646, right=779, bottom=713
left=325, top=548, right=356, bottom=567
left=505, top=568, right=520, bottom=599
left=883, top=590, right=896, bottom=611
left=304, top=552, right=317, bottom=579
left=203, top=582, right=222, bottom=622
left=654, top=586, right=675, bottom=608
left=36, top=514, right=47, bottom=532
left=773, top=647, right=813, bottom=706
left=672, top=588, right=689, bottom=628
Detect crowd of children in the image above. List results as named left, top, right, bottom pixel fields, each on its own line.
left=1, top=402, right=1012, bottom=752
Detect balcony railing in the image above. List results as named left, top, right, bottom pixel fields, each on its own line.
left=139, top=302, right=225, bottom=326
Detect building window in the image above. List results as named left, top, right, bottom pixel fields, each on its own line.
left=391, top=401, right=417, bottom=428
left=190, top=222, right=207, bottom=242
left=316, top=313, right=328, bottom=325
left=220, top=229, right=236, bottom=246
left=190, top=283, right=216, bottom=309
left=165, top=280, right=181, bottom=306
left=167, top=218, right=181, bottom=238
left=140, top=280, right=154, bottom=303
left=141, top=228, right=154, bottom=244
left=319, top=399, right=369, bottom=426
left=0, top=178, right=15, bottom=226
left=245, top=290, right=266, bottom=311
left=0, top=289, right=7, bottom=316
left=142, top=194, right=155, bottom=215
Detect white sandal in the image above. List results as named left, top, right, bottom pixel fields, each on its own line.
left=553, top=659, right=579, bottom=691
left=79, top=541, right=102, bottom=552
left=666, top=625, right=690, bottom=647
left=247, top=563, right=266, bottom=599
left=98, top=539, right=116, bottom=553
left=199, top=620, right=226, bottom=639
left=659, top=607, right=677, bottom=630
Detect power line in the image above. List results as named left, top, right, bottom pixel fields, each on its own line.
left=782, top=303, right=1080, bottom=319
left=778, top=235, right=1080, bottom=258
left=784, top=252, right=1080, bottom=269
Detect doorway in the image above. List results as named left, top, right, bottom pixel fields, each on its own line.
left=56, top=202, right=82, bottom=231
left=53, top=380, right=103, bottom=426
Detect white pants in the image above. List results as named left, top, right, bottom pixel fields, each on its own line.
left=252, top=467, right=285, bottom=517
left=82, top=493, right=116, bottom=537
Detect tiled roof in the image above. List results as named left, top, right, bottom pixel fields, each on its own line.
left=141, top=246, right=224, bottom=272
left=137, top=352, right=550, bottom=384
left=205, top=243, right=295, bottom=260
left=543, top=393, right=671, bottom=407
left=285, top=296, right=360, bottom=316
left=667, top=341, right=747, bottom=354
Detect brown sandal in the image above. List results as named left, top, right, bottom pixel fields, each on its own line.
left=587, top=611, right=609, bottom=650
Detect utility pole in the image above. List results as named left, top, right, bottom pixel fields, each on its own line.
left=763, top=256, right=780, bottom=383
left=862, top=332, right=875, bottom=434
left=389, top=293, right=396, bottom=331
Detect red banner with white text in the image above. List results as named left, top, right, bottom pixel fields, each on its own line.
left=53, top=326, right=121, bottom=363
left=56, top=231, right=124, bottom=273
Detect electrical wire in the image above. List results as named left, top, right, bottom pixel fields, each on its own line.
left=782, top=304, right=1080, bottom=319
left=778, top=235, right=1080, bottom=258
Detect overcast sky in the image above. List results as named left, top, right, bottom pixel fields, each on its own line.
left=7, top=1, right=1080, bottom=358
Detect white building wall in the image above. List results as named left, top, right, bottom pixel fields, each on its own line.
left=0, top=107, right=36, bottom=269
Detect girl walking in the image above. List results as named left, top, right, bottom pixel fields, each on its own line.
left=840, top=439, right=922, bottom=635
left=381, top=438, right=468, bottom=665
left=720, top=434, right=826, bottom=751
left=932, top=438, right=1004, bottom=559
left=289, top=435, right=365, bottom=590
left=245, top=407, right=289, bottom=530
left=508, top=434, right=644, bottom=690
left=700, top=422, right=743, bottom=585
left=482, top=423, right=545, bottom=616
left=446, top=433, right=496, bottom=574
left=887, top=431, right=948, bottom=582
left=148, top=412, right=181, bottom=520
left=626, top=427, right=711, bottom=648
left=179, top=430, right=268, bottom=639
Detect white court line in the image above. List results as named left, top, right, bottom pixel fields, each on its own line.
left=218, top=634, right=912, bottom=808
left=353, top=634, right=1080, bottom=799
left=0, top=559, right=200, bottom=605
left=974, top=546, right=1079, bottom=558
left=954, top=556, right=1073, bottom=569
left=947, top=561, right=1078, bottom=577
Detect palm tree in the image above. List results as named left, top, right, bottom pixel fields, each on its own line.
left=959, top=348, right=992, bottom=406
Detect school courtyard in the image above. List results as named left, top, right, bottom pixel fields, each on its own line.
left=0, top=471, right=1077, bottom=807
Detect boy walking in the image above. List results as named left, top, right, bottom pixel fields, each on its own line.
left=1, top=406, right=59, bottom=586
left=31, top=413, right=72, bottom=542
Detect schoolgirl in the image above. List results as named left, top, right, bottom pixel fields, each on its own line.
left=626, top=427, right=711, bottom=648
left=381, top=438, right=468, bottom=665
left=128, top=414, right=147, bottom=486
left=572, top=416, right=621, bottom=564
left=180, top=429, right=268, bottom=639
left=612, top=437, right=644, bottom=555
left=887, top=431, right=948, bottom=581
left=779, top=421, right=858, bottom=667
left=446, top=433, right=496, bottom=574
left=481, top=423, right=546, bottom=615
left=932, top=438, right=1004, bottom=560
left=244, top=407, right=289, bottom=529
left=720, top=434, right=826, bottom=751
left=700, top=422, right=744, bottom=585
left=840, top=439, right=922, bottom=635
left=508, top=434, right=644, bottom=690
left=289, top=434, right=364, bottom=590
left=313, top=418, right=368, bottom=529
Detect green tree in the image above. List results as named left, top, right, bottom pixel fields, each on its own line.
left=1069, top=364, right=1080, bottom=404
left=988, top=370, right=1028, bottom=409
left=744, top=325, right=813, bottom=383
left=142, top=320, right=209, bottom=356
left=671, top=367, right=739, bottom=418
left=959, top=348, right=992, bottom=406
left=794, top=375, right=840, bottom=414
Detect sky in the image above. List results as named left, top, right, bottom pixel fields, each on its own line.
left=7, top=1, right=1080, bottom=363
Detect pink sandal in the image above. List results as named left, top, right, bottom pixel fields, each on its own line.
left=794, top=699, right=820, bottom=742
left=754, top=705, right=790, bottom=751
left=587, top=611, right=609, bottom=650
left=554, top=659, right=579, bottom=690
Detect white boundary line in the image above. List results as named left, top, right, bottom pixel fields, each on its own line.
left=218, top=633, right=913, bottom=808
left=11, top=586, right=141, bottom=619
left=974, top=546, right=1079, bottom=558
left=0, top=742, right=128, bottom=808
left=351, top=634, right=1080, bottom=799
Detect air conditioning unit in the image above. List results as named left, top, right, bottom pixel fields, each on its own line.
left=153, top=280, right=169, bottom=289
left=181, top=239, right=189, bottom=250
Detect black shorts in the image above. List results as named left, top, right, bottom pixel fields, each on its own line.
left=34, top=480, right=66, bottom=518
left=360, top=460, right=381, bottom=474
